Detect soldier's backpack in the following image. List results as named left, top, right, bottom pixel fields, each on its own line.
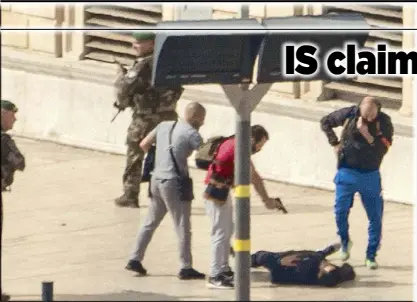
left=195, top=135, right=233, bottom=170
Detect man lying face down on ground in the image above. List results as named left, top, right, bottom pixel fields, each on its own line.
left=233, top=243, right=355, bottom=287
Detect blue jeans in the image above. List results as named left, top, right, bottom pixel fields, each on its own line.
left=334, top=168, right=384, bottom=260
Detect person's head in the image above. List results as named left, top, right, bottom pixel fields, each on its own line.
left=251, top=125, right=269, bottom=154
left=359, top=96, right=381, bottom=123
left=1, top=100, right=18, bottom=132
left=184, top=102, right=206, bottom=130
left=317, top=262, right=355, bottom=287
left=132, top=32, right=155, bottom=57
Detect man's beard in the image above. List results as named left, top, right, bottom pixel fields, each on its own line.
left=251, top=143, right=258, bottom=154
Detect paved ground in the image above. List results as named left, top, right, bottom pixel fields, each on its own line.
left=1, top=138, right=414, bottom=301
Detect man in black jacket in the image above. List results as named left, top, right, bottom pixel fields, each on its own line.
left=242, top=243, right=355, bottom=287
left=320, top=97, right=394, bottom=270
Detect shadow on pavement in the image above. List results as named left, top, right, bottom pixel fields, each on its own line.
left=250, top=203, right=332, bottom=215
left=250, top=271, right=413, bottom=290
left=148, top=203, right=332, bottom=217
left=353, top=264, right=414, bottom=272
left=146, top=201, right=333, bottom=217
left=251, top=270, right=271, bottom=283
left=377, top=265, right=413, bottom=272
left=134, top=273, right=177, bottom=278
left=338, top=279, right=413, bottom=288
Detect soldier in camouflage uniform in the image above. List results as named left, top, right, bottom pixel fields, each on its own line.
left=1, top=100, right=26, bottom=302
left=114, top=32, right=184, bottom=208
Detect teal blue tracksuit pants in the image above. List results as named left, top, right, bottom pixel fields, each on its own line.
left=334, top=168, right=384, bottom=260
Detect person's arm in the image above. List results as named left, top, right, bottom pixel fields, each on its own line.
left=139, top=125, right=158, bottom=153
left=250, top=160, right=270, bottom=202
left=115, top=60, right=150, bottom=110
left=374, top=114, right=394, bottom=155
left=320, top=106, right=356, bottom=147
left=188, top=131, right=203, bottom=151
left=1, top=134, right=25, bottom=171
left=357, top=113, right=394, bottom=154
left=250, top=161, right=281, bottom=210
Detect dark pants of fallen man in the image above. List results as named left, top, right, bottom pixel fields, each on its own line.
left=249, top=244, right=356, bottom=287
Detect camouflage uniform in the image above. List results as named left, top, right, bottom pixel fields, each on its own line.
left=114, top=33, right=184, bottom=208
left=1, top=100, right=25, bottom=302
left=1, top=130, right=25, bottom=192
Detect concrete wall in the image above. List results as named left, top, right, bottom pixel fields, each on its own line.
left=1, top=3, right=64, bottom=56
left=1, top=49, right=414, bottom=204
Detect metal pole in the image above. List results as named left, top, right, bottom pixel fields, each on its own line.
left=222, top=81, right=272, bottom=302
left=42, top=281, right=53, bottom=302
left=241, top=4, right=250, bottom=18
left=234, top=84, right=251, bottom=302
left=234, top=5, right=251, bottom=301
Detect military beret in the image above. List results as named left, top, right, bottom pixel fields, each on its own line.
left=1, top=100, right=18, bottom=112
left=132, top=32, right=155, bottom=41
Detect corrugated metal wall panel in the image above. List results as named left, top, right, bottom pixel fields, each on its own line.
left=83, top=4, right=162, bottom=64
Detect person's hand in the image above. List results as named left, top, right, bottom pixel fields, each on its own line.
left=117, top=64, right=127, bottom=75
left=357, top=117, right=369, bottom=136
left=113, top=56, right=127, bottom=75
left=357, top=117, right=375, bottom=144
left=333, top=143, right=341, bottom=155
left=263, top=198, right=278, bottom=210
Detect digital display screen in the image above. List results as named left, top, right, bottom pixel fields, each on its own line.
left=151, top=18, right=265, bottom=85
left=161, top=36, right=244, bottom=74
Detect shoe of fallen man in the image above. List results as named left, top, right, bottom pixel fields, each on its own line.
left=1, top=294, right=11, bottom=302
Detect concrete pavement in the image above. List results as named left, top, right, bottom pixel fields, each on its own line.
left=1, top=138, right=414, bottom=301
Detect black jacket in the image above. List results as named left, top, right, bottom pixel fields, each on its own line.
left=320, top=106, right=394, bottom=171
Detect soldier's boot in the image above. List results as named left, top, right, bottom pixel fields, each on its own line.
left=1, top=293, right=11, bottom=302
left=115, top=191, right=139, bottom=208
